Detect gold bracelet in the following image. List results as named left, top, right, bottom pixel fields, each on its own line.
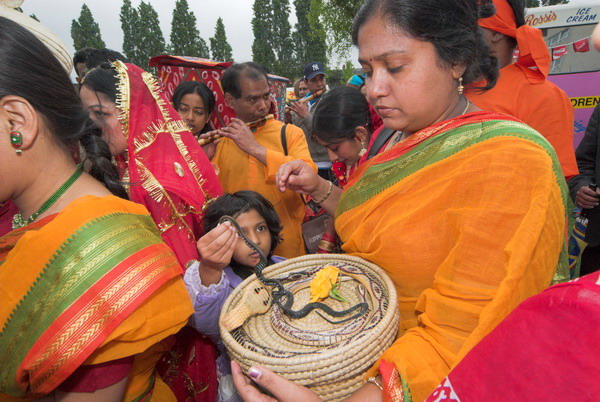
left=365, top=376, right=383, bottom=391
left=313, top=180, right=333, bottom=204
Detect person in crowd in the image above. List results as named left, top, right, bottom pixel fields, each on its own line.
left=80, top=61, right=222, bottom=269
left=185, top=190, right=284, bottom=401
left=201, top=62, right=316, bottom=258
left=72, top=46, right=96, bottom=83
left=172, top=80, right=216, bottom=138
left=289, top=61, right=332, bottom=179
left=84, top=47, right=127, bottom=71
left=467, top=0, right=578, bottom=179
left=233, top=0, right=570, bottom=399
left=568, top=104, right=600, bottom=276
left=293, top=77, right=309, bottom=100
left=313, top=86, right=374, bottom=188
left=346, top=73, right=366, bottom=90
left=0, top=16, right=192, bottom=400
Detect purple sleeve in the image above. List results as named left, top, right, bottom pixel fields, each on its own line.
left=183, top=262, right=237, bottom=341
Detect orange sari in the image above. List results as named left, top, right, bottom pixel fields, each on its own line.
left=336, top=111, right=570, bottom=400
left=0, top=195, right=192, bottom=400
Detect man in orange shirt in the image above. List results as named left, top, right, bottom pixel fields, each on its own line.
left=202, top=62, right=316, bottom=258
left=468, top=0, right=578, bottom=179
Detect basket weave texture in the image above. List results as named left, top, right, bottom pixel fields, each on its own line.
left=220, top=254, right=399, bottom=401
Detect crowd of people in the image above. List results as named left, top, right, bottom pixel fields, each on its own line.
left=0, top=0, right=598, bottom=400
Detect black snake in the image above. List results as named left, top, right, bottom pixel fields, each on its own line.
left=219, top=216, right=368, bottom=323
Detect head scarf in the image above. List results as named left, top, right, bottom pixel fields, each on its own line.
left=0, top=0, right=72, bottom=73
left=479, top=0, right=550, bottom=83
left=113, top=61, right=222, bottom=239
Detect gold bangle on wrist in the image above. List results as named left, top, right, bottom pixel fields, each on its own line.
left=313, top=180, right=333, bottom=204
left=365, top=376, right=383, bottom=391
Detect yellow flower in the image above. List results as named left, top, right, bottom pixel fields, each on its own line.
left=310, top=265, right=340, bottom=302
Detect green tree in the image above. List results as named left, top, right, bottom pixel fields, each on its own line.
left=271, top=0, right=295, bottom=78
left=70, top=4, right=106, bottom=51
left=170, top=0, right=209, bottom=58
left=293, top=0, right=327, bottom=69
left=120, top=0, right=141, bottom=65
left=210, top=17, right=233, bottom=61
left=310, top=0, right=360, bottom=61
left=527, top=0, right=569, bottom=7
left=135, top=1, right=166, bottom=67
left=252, top=0, right=276, bottom=72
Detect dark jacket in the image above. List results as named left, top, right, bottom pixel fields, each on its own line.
left=569, top=104, right=600, bottom=246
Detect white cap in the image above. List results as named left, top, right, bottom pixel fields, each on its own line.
left=0, top=0, right=73, bottom=73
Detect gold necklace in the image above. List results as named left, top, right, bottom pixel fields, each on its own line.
left=461, top=98, right=470, bottom=115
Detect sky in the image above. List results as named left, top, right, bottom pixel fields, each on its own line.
left=20, top=0, right=595, bottom=73
left=21, top=0, right=280, bottom=64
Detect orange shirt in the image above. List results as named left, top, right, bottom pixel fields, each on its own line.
left=468, top=64, right=578, bottom=178
left=213, top=119, right=316, bottom=258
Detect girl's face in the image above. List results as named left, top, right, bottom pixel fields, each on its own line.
left=315, top=136, right=364, bottom=166
left=177, top=93, right=209, bottom=136
left=79, top=85, right=128, bottom=156
left=232, top=208, right=272, bottom=267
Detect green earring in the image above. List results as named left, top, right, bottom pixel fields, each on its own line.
left=10, top=131, right=23, bottom=155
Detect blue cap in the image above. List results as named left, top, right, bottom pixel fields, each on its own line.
left=303, top=62, right=326, bottom=80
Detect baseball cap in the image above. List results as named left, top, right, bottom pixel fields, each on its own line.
left=303, top=61, right=327, bottom=81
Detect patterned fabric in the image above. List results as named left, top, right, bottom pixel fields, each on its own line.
left=113, top=61, right=222, bottom=269
left=0, top=195, right=192, bottom=399
left=336, top=111, right=570, bottom=400
left=426, top=271, right=600, bottom=401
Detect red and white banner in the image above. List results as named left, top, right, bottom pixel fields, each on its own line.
left=573, top=37, right=590, bottom=53
left=552, top=45, right=568, bottom=61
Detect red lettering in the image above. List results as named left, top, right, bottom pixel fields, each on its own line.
left=525, top=11, right=558, bottom=27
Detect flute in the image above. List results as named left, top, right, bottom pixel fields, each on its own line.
left=285, top=89, right=325, bottom=110
left=197, top=114, right=274, bottom=146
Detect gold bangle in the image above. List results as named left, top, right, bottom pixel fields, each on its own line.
left=365, top=376, right=383, bottom=391
left=313, top=180, right=333, bottom=204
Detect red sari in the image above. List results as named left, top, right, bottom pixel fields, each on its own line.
left=112, top=61, right=222, bottom=270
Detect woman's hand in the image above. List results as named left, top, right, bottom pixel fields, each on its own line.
left=199, top=130, right=220, bottom=160
left=231, top=361, right=321, bottom=402
left=576, top=185, right=600, bottom=209
left=276, top=160, right=321, bottom=194
left=196, top=222, right=238, bottom=285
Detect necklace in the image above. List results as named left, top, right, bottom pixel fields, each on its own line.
left=12, top=165, right=84, bottom=230
left=461, top=98, right=470, bottom=115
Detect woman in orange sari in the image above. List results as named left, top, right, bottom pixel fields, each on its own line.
left=0, top=17, right=191, bottom=400
left=232, top=0, right=570, bottom=400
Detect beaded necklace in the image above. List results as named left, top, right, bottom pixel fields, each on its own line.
left=12, top=165, right=84, bottom=230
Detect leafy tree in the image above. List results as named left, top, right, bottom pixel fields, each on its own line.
left=527, top=0, right=569, bottom=7
left=251, top=0, right=276, bottom=72
left=120, top=0, right=141, bottom=65
left=310, top=0, right=360, bottom=61
left=292, top=0, right=327, bottom=69
left=170, top=0, right=209, bottom=58
left=70, top=3, right=106, bottom=51
left=210, top=17, right=233, bottom=61
left=136, top=1, right=166, bottom=67
left=271, top=0, right=295, bottom=78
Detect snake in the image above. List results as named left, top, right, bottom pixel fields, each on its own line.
left=220, top=215, right=368, bottom=323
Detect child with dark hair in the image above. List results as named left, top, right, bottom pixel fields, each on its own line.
left=184, top=190, right=284, bottom=401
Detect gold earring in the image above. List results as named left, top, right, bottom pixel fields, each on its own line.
left=457, top=77, right=464, bottom=95
left=358, top=142, right=367, bottom=157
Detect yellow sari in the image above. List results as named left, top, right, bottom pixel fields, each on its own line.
left=336, top=112, right=569, bottom=400
left=0, top=195, right=192, bottom=400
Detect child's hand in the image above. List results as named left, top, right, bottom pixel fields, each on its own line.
left=197, top=222, right=238, bottom=285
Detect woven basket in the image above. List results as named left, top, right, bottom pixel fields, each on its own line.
left=220, top=254, right=399, bottom=401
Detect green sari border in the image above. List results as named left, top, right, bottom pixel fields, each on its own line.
left=0, top=212, right=162, bottom=394
left=337, top=120, right=568, bottom=216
